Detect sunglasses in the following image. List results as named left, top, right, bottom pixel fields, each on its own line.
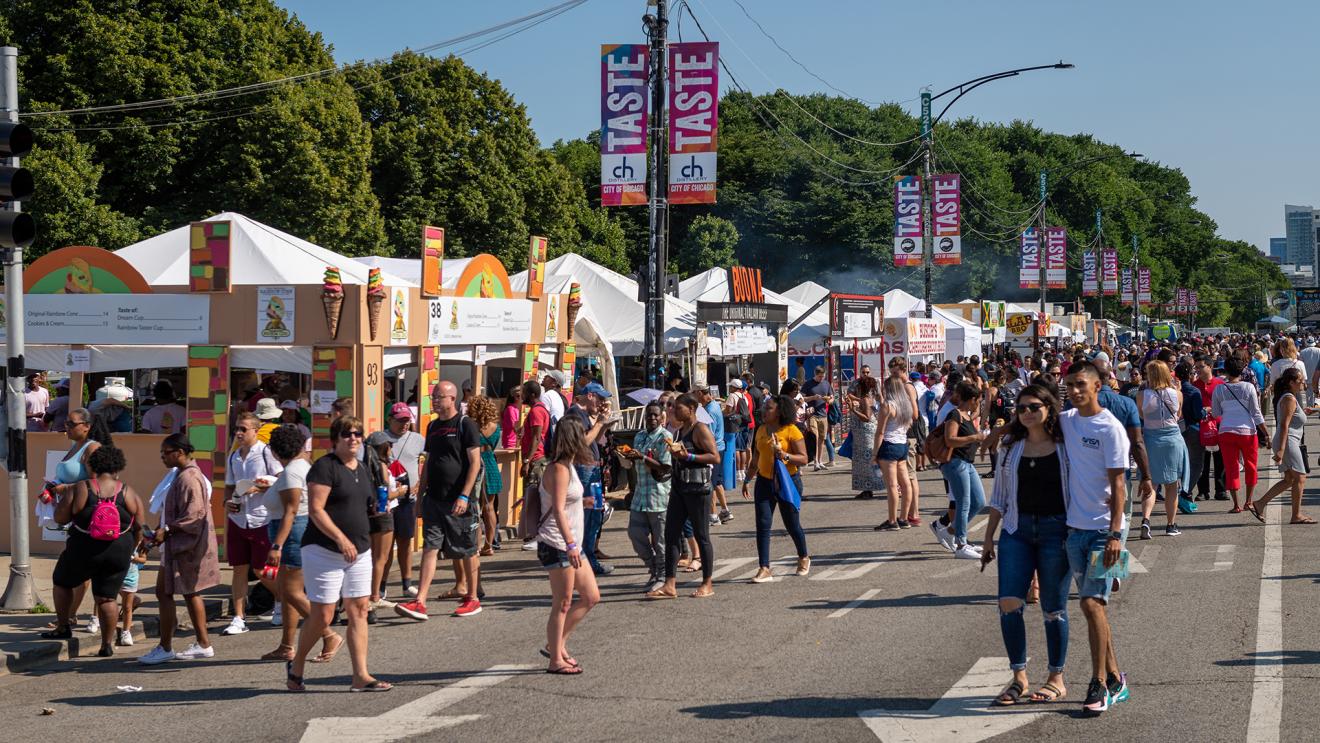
left=1015, top=403, right=1046, bottom=414
left=340, top=430, right=364, bottom=439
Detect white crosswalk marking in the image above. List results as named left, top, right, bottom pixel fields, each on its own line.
left=812, top=554, right=896, bottom=581
left=1177, top=543, right=1236, bottom=573
left=827, top=588, right=881, bottom=618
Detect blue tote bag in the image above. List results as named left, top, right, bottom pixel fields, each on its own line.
left=773, top=459, right=801, bottom=512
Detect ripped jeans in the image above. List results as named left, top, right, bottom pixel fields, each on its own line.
left=997, top=513, right=1071, bottom=673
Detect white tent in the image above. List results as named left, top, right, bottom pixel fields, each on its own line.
left=786, top=287, right=981, bottom=359
left=678, top=267, right=802, bottom=310
left=115, top=212, right=412, bottom=288
left=781, top=280, right=830, bottom=309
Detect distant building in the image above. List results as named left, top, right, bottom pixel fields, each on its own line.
left=1270, top=236, right=1288, bottom=261
left=1283, top=264, right=1314, bottom=289
left=1284, top=205, right=1320, bottom=279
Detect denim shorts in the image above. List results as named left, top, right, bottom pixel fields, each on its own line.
left=1065, top=528, right=1114, bottom=604
left=735, top=431, right=751, bottom=452
left=537, top=542, right=573, bottom=569
left=876, top=440, right=910, bottom=462
left=267, top=515, right=308, bottom=569
left=121, top=562, right=140, bottom=593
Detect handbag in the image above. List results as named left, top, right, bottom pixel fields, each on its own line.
left=773, top=459, right=801, bottom=512
left=1199, top=415, right=1220, bottom=450
left=838, top=432, right=854, bottom=460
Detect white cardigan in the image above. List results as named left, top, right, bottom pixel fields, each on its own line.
left=989, top=437, right=1071, bottom=535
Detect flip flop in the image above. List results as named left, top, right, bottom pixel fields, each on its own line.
left=262, top=645, right=295, bottom=661
left=1290, top=516, right=1317, bottom=524
left=644, top=589, right=677, bottom=600
left=681, top=560, right=703, bottom=573
left=349, top=680, right=393, bottom=692
left=1229, top=506, right=1244, bottom=514
left=546, top=665, right=583, bottom=675
left=690, top=587, right=714, bottom=598
left=1028, top=682, right=1065, bottom=703
left=992, top=680, right=1026, bottom=707
left=539, top=647, right=580, bottom=667
left=285, top=661, right=305, bottom=693
left=1245, top=502, right=1266, bottom=523
left=310, top=633, right=343, bottom=663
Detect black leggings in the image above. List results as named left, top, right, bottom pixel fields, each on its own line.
left=665, top=488, right=713, bottom=581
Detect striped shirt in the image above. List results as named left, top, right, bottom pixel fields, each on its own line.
left=631, top=427, right=673, bottom=513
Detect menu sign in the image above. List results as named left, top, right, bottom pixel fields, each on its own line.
left=1, top=295, right=210, bottom=344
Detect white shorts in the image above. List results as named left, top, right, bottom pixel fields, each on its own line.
left=301, top=544, right=373, bottom=604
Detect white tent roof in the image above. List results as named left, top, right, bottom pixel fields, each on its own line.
left=788, top=288, right=984, bottom=357
left=115, top=212, right=412, bottom=288
left=354, top=256, right=510, bottom=292
left=781, top=280, right=831, bottom=308
left=510, top=252, right=696, bottom=356
left=678, top=267, right=801, bottom=311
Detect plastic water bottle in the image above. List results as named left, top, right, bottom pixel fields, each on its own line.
left=376, top=485, right=388, bottom=513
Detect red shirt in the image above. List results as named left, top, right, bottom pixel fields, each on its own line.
left=521, top=402, right=550, bottom=461
left=1193, top=377, right=1223, bottom=417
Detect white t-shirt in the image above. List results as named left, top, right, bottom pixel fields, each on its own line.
left=540, top=390, right=565, bottom=425
left=266, top=457, right=310, bottom=517
left=141, top=403, right=186, bottom=435
left=1060, top=407, right=1131, bottom=532
left=1269, top=358, right=1305, bottom=387
left=1299, top=347, right=1320, bottom=382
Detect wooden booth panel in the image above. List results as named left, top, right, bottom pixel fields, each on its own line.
left=187, top=345, right=230, bottom=545
left=311, top=347, right=354, bottom=458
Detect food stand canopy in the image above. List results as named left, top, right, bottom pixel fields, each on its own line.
left=781, top=282, right=981, bottom=359
left=114, top=212, right=411, bottom=288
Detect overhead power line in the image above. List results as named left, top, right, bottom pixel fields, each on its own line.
left=26, top=0, right=588, bottom=119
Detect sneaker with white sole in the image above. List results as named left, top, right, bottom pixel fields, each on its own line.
left=86, top=616, right=100, bottom=635
left=719, top=509, right=733, bottom=523
left=954, top=544, right=982, bottom=560
left=454, top=598, right=482, bottom=617
left=116, top=628, right=134, bottom=647
left=521, top=540, right=538, bottom=551
left=374, top=598, right=397, bottom=610
left=708, top=514, right=721, bottom=526
left=751, top=568, right=774, bottom=583
left=270, top=605, right=282, bottom=627
left=137, top=645, right=176, bottom=665
left=929, top=520, right=956, bottom=552
left=405, top=585, right=420, bottom=598
left=176, top=642, right=215, bottom=660
left=220, top=616, right=248, bottom=636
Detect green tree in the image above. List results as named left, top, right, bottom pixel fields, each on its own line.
left=5, top=0, right=383, bottom=258
left=677, top=214, right=738, bottom=276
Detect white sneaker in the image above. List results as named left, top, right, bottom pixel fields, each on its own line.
left=270, top=605, right=282, bottom=627
left=929, top=520, right=956, bottom=552
left=708, top=514, right=721, bottom=526
left=116, top=629, right=134, bottom=647
left=176, top=642, right=215, bottom=660
left=751, top=568, right=775, bottom=584
left=954, top=544, right=982, bottom=560
left=86, top=616, right=100, bottom=634
left=374, top=598, right=397, bottom=610
left=405, top=585, right=420, bottom=598
left=137, top=645, right=176, bottom=665
left=220, top=616, right=248, bottom=636
left=521, top=540, right=538, bottom=551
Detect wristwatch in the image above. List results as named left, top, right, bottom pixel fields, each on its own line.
left=1105, top=530, right=1123, bottom=542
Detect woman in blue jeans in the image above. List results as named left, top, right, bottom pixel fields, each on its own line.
left=741, top=395, right=811, bottom=583
left=940, top=381, right=988, bottom=559
left=981, top=383, right=1071, bottom=705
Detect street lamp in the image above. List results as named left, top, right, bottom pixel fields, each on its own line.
left=919, top=62, right=1074, bottom=318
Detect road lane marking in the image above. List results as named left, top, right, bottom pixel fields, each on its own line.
left=858, top=656, right=1045, bottom=742
left=828, top=588, right=881, bottom=618
left=736, top=554, right=797, bottom=582
left=1176, top=543, right=1236, bottom=573
left=704, top=556, right=757, bottom=581
left=301, top=663, right=536, bottom=742
left=1246, top=504, right=1283, bottom=743
left=812, top=554, right=897, bottom=581
left=1128, top=544, right=1158, bottom=573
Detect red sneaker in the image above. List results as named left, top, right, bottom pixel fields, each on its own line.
left=394, top=601, right=428, bottom=621
left=453, top=598, right=482, bottom=618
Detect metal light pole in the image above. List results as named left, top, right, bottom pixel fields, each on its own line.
left=1131, top=235, right=1140, bottom=340
left=918, top=62, right=1073, bottom=319
left=642, top=0, right=668, bottom=388
left=0, top=46, right=37, bottom=611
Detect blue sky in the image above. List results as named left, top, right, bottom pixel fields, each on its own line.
left=280, top=0, right=1318, bottom=256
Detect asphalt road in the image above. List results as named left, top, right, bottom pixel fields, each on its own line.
left=2, top=427, right=1317, bottom=742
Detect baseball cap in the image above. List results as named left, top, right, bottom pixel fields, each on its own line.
left=365, top=431, right=393, bottom=448
left=583, top=382, right=611, bottom=398
left=390, top=402, right=413, bottom=420
left=729, top=379, right=745, bottom=389
left=908, top=372, right=922, bottom=381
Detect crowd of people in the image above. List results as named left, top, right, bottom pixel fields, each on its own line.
left=31, top=330, right=1316, bottom=712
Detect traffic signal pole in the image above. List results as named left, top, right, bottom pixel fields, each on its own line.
left=1, top=46, right=38, bottom=611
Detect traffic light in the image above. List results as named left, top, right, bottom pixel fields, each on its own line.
left=0, top=120, right=34, bottom=249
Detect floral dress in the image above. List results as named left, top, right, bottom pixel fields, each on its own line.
left=851, top=395, right=883, bottom=492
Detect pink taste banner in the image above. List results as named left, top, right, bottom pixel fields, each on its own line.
left=1121, top=268, right=1134, bottom=305
left=1020, top=228, right=1040, bottom=289
left=893, top=175, right=922, bottom=267
left=600, top=44, right=649, bottom=207
left=1045, top=227, right=1067, bottom=289
left=1189, top=290, right=1199, bottom=317
left=668, top=42, right=718, bottom=205
left=1102, top=250, right=1119, bottom=296
left=1082, top=251, right=1097, bottom=296
left=931, top=174, right=961, bottom=266
left=1138, top=268, right=1152, bottom=305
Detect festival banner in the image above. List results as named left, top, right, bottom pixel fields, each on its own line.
left=931, top=174, right=961, bottom=266
left=600, top=44, right=649, bottom=206
left=1102, top=249, right=1119, bottom=296
left=421, top=226, right=444, bottom=298
left=1175, top=287, right=1188, bottom=315
left=1045, top=227, right=1067, bottom=289
left=668, top=41, right=718, bottom=205
left=1019, top=228, right=1040, bottom=289
left=893, top=175, right=923, bottom=267
left=1082, top=251, right=1098, bottom=296
left=1121, top=268, right=1134, bottom=305
left=1189, top=290, right=1199, bottom=317
left=1138, top=268, right=1152, bottom=305
left=527, top=235, right=548, bottom=300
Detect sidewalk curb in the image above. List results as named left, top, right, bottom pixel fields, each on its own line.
left=1, top=598, right=223, bottom=676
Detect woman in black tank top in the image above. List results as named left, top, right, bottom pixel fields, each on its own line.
left=647, top=394, right=721, bottom=600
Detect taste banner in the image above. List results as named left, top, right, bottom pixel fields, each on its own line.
left=1020, top=228, right=1040, bottom=289
left=931, top=174, right=961, bottom=265
left=1102, top=249, right=1119, bottom=296
left=600, top=44, right=649, bottom=206
left=1138, top=268, right=1152, bottom=305
left=668, top=41, right=718, bottom=205
left=1045, top=227, right=1067, bottom=289
left=893, top=175, right=922, bottom=266
left=1082, top=251, right=1097, bottom=296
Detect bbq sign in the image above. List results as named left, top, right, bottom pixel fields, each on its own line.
left=600, top=44, right=649, bottom=206
left=668, top=42, right=719, bottom=205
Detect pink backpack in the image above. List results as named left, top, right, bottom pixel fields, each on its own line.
left=84, top=480, right=128, bottom=541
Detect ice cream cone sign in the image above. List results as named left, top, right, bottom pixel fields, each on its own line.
left=366, top=267, right=386, bottom=340
left=322, top=266, right=344, bottom=338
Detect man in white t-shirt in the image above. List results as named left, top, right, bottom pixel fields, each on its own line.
left=1301, top=341, right=1320, bottom=405
left=540, top=371, right=566, bottom=425
left=1060, top=360, right=1131, bottom=716
left=222, top=411, right=283, bottom=637
left=381, top=403, right=425, bottom=597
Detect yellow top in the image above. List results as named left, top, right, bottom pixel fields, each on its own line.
left=753, top=424, right=804, bottom=479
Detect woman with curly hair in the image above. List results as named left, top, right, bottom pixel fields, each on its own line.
left=467, top=394, right=504, bottom=554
